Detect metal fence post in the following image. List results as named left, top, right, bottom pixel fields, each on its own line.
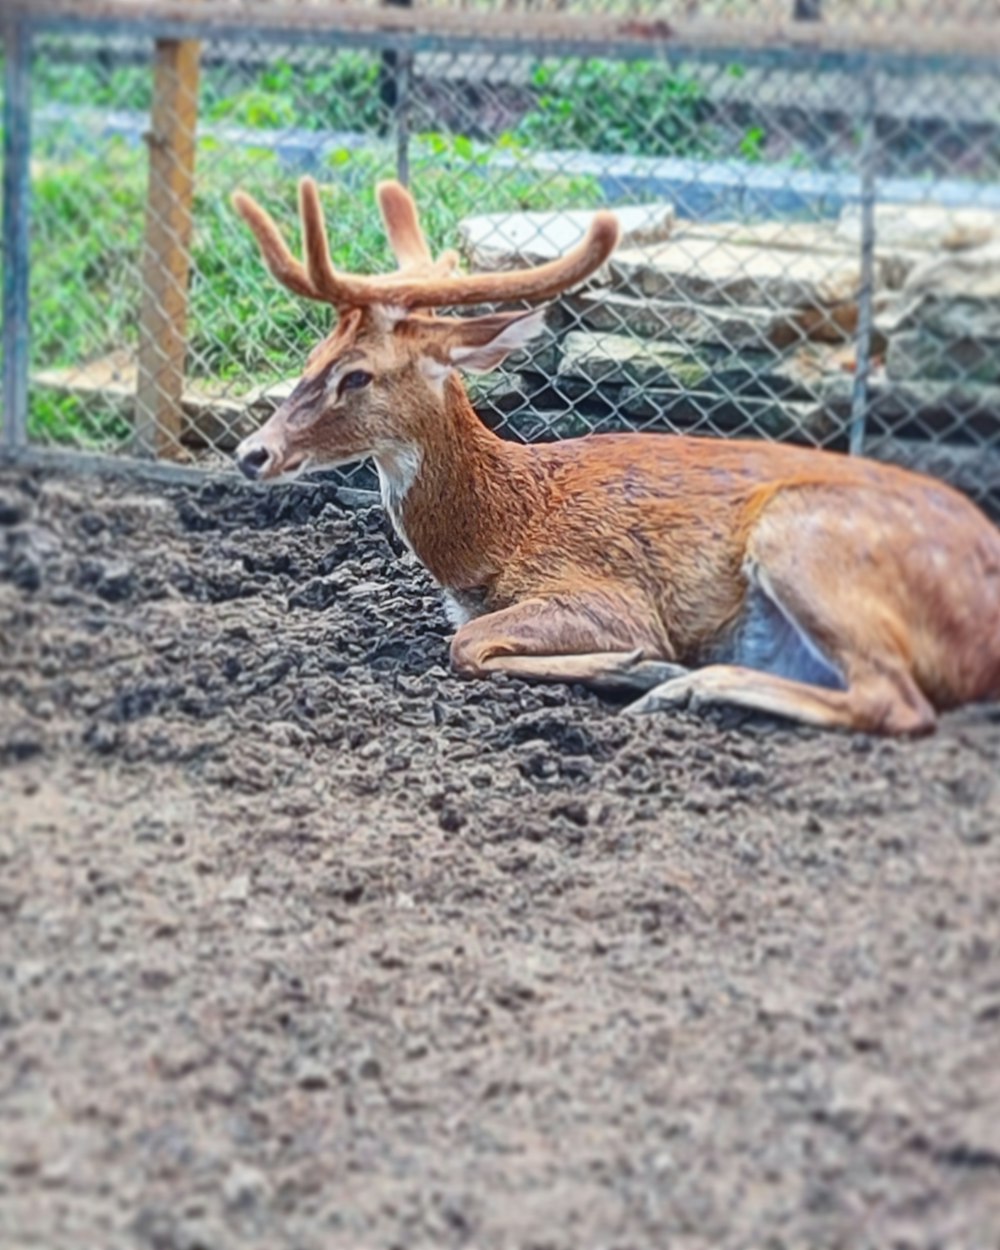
left=379, top=0, right=413, bottom=185
left=395, top=52, right=413, bottom=187
left=2, top=18, right=33, bottom=456
left=849, top=66, right=878, bottom=457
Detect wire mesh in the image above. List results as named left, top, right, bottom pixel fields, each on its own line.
left=10, top=4, right=1000, bottom=508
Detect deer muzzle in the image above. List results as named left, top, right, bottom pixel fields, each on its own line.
left=236, top=436, right=279, bottom=480
left=235, top=423, right=309, bottom=481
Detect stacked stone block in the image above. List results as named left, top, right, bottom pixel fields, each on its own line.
left=459, top=202, right=1000, bottom=503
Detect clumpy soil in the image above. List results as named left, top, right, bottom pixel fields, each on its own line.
left=1, top=464, right=999, bottom=1250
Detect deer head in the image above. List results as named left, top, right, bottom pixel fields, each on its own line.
left=232, top=177, right=619, bottom=481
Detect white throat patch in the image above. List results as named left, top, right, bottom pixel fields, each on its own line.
left=374, top=445, right=423, bottom=553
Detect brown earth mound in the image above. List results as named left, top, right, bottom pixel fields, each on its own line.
left=1, top=464, right=999, bottom=1249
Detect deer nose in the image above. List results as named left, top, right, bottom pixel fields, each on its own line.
left=237, top=444, right=271, bottom=481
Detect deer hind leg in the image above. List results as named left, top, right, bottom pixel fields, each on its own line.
left=630, top=494, right=938, bottom=736
left=628, top=662, right=935, bottom=735
left=450, top=594, right=688, bottom=694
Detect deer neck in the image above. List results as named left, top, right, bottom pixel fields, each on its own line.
left=374, top=374, right=541, bottom=591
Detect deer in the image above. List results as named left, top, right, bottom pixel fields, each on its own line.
left=232, top=176, right=1000, bottom=736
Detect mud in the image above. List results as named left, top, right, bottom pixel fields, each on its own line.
left=1, top=464, right=999, bottom=1250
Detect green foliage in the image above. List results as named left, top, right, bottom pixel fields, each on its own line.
left=29, top=391, right=131, bottom=449
left=33, top=46, right=386, bottom=135
left=514, top=59, right=712, bottom=158
left=206, top=86, right=299, bottom=131
left=26, top=44, right=665, bottom=448
left=30, top=134, right=603, bottom=413
left=33, top=55, right=152, bottom=112
left=31, top=140, right=148, bottom=369
left=33, top=46, right=710, bottom=158
left=738, top=125, right=767, bottom=162
left=32, top=139, right=336, bottom=385
left=203, top=53, right=385, bottom=134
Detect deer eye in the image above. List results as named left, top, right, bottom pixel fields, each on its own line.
left=339, top=369, right=372, bottom=395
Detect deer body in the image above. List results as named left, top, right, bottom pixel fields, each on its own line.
left=233, top=178, right=1000, bottom=735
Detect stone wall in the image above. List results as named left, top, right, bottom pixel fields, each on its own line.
left=460, top=202, right=1000, bottom=506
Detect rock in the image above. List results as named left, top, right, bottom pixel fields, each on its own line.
left=680, top=220, right=847, bottom=254
left=245, top=911, right=282, bottom=934
left=246, top=376, right=297, bottom=414
left=295, top=1059, right=330, bottom=1091
left=133, top=816, right=168, bottom=843
left=487, top=407, right=594, bottom=444
left=893, top=297, right=1000, bottom=344
left=837, top=203, right=1000, bottom=253
left=556, top=330, right=848, bottom=403
left=0, top=729, right=43, bottom=764
left=0, top=491, right=26, bottom=527
left=885, top=255, right=1000, bottom=351
left=459, top=201, right=675, bottom=274
left=95, top=559, right=135, bottom=603
left=222, top=1162, right=270, bottom=1210
left=11, top=552, right=42, bottom=593
left=566, top=290, right=863, bottom=348
left=901, top=244, right=1000, bottom=303
left=218, top=874, right=250, bottom=904
left=865, top=437, right=1000, bottom=508
left=930, top=1104, right=1000, bottom=1169
left=468, top=372, right=550, bottom=417
left=610, top=237, right=886, bottom=310
left=614, top=389, right=837, bottom=441
left=139, top=966, right=175, bottom=991
left=438, top=804, right=466, bottom=833
left=852, top=374, right=1000, bottom=434
left=645, top=218, right=920, bottom=289
left=31, top=350, right=259, bottom=451
left=886, top=331, right=1000, bottom=384
left=14, top=959, right=48, bottom=989
left=496, top=380, right=835, bottom=442
left=824, top=1062, right=913, bottom=1127
left=882, top=247, right=1000, bottom=368
left=83, top=721, right=120, bottom=756
left=40, top=1154, right=72, bottom=1189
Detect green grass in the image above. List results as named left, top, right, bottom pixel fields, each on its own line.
left=513, top=59, right=711, bottom=158
left=29, top=132, right=602, bottom=446
left=30, top=391, right=132, bottom=449
left=27, top=42, right=703, bottom=447
left=33, top=48, right=387, bottom=134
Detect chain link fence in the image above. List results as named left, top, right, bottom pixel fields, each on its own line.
left=4, top=2, right=1000, bottom=509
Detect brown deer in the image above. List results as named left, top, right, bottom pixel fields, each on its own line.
left=233, top=177, right=1000, bottom=735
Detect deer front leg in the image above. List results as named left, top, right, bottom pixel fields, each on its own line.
left=450, top=594, right=688, bottom=694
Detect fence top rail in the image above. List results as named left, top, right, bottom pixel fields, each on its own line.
left=6, top=2, right=1000, bottom=66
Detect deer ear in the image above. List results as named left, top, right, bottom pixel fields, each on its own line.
left=448, top=307, right=549, bottom=373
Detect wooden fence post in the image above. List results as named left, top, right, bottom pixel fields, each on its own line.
left=134, top=35, right=201, bottom=459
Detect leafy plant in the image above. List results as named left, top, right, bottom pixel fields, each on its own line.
left=30, top=130, right=604, bottom=440
left=514, top=58, right=713, bottom=158
left=27, top=43, right=626, bottom=447
left=738, top=125, right=767, bottom=162
left=202, top=53, right=385, bottom=134
left=33, top=52, right=152, bottom=113
left=30, top=391, right=131, bottom=448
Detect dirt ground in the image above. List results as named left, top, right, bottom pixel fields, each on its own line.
left=1, top=463, right=999, bottom=1250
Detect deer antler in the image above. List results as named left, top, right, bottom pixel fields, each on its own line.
left=377, top=180, right=434, bottom=268
left=232, top=177, right=620, bottom=311
left=230, top=190, right=319, bottom=301
left=377, top=180, right=460, bottom=281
